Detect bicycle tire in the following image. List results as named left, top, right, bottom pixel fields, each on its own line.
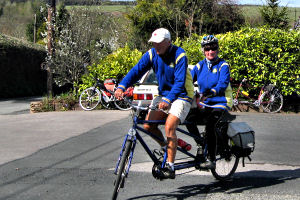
left=114, top=96, right=132, bottom=111
left=112, top=140, right=133, bottom=200
left=79, top=87, right=101, bottom=111
left=260, top=91, right=283, bottom=113
left=211, top=151, right=239, bottom=181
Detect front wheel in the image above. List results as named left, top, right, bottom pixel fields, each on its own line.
left=260, top=91, right=283, bottom=113
left=211, top=152, right=239, bottom=181
left=79, top=87, right=101, bottom=111
left=112, top=140, right=133, bottom=200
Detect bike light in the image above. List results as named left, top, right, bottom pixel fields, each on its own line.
left=133, top=94, right=144, bottom=100
left=146, top=94, right=153, bottom=100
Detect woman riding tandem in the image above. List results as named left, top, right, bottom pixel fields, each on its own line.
left=186, top=35, right=233, bottom=169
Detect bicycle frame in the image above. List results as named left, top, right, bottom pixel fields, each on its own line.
left=94, top=81, right=116, bottom=102
left=95, top=80, right=133, bottom=105
left=114, top=109, right=207, bottom=177
left=233, top=78, right=265, bottom=107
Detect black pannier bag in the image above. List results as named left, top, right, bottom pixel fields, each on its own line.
left=227, top=122, right=255, bottom=166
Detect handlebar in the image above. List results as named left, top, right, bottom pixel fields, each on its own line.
left=131, top=101, right=169, bottom=117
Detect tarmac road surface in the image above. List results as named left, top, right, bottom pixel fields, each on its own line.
left=0, top=98, right=299, bottom=200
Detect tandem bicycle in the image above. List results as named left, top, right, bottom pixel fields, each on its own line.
left=112, top=102, right=255, bottom=200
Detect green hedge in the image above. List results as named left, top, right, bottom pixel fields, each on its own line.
left=175, top=27, right=300, bottom=96
left=0, top=34, right=47, bottom=98
left=82, top=27, right=300, bottom=96
left=219, top=27, right=299, bottom=96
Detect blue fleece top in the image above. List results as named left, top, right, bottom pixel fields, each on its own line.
left=191, top=57, right=233, bottom=110
left=117, top=45, right=194, bottom=104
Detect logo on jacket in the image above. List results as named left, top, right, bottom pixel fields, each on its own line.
left=169, top=62, right=175, bottom=68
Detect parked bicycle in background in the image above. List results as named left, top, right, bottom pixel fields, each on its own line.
left=232, top=78, right=283, bottom=113
left=79, top=78, right=133, bottom=111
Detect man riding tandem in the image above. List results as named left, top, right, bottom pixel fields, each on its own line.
left=115, top=29, right=233, bottom=179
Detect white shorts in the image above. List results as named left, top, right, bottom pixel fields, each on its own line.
left=150, top=96, right=192, bottom=123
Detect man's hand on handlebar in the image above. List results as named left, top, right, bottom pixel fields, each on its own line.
left=158, top=101, right=170, bottom=111
left=114, top=88, right=124, bottom=100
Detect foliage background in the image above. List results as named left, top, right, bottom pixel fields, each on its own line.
left=82, top=27, right=299, bottom=96
left=0, top=1, right=299, bottom=102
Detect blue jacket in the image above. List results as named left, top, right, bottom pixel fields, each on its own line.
left=118, top=45, right=194, bottom=104
left=191, top=58, right=233, bottom=110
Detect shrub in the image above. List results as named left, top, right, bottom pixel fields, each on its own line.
left=79, top=45, right=142, bottom=92
left=218, top=27, right=299, bottom=96
left=39, top=93, right=77, bottom=112
left=175, top=27, right=299, bottom=96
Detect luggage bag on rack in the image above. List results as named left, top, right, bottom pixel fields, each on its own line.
left=227, top=122, right=255, bottom=166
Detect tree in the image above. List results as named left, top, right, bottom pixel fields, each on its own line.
left=260, top=0, right=289, bottom=29
left=46, top=0, right=56, bottom=98
left=45, top=5, right=120, bottom=94
left=126, top=0, right=245, bottom=51
left=25, top=1, right=48, bottom=43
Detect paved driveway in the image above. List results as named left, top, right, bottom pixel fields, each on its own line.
left=0, top=97, right=42, bottom=115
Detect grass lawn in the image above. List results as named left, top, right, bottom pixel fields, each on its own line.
left=240, top=5, right=300, bottom=27
left=67, top=4, right=300, bottom=28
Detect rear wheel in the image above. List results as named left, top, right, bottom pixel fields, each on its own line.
left=79, top=87, right=101, bottom=111
left=114, top=96, right=132, bottom=111
left=112, top=140, right=133, bottom=200
left=260, top=91, right=283, bottom=113
left=211, top=127, right=239, bottom=181
left=211, top=152, right=239, bottom=181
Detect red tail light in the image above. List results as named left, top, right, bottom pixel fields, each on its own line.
left=146, top=94, right=153, bottom=100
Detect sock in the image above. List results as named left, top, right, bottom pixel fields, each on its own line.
left=166, top=162, right=174, bottom=171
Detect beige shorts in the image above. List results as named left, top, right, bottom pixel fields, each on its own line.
left=150, top=96, right=192, bottom=123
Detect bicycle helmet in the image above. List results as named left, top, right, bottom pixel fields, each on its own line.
left=201, top=35, right=218, bottom=47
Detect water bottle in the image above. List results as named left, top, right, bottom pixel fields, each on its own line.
left=177, top=138, right=192, bottom=151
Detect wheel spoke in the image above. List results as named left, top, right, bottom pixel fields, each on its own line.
left=79, top=88, right=101, bottom=111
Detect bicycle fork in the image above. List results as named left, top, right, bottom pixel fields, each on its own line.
left=114, top=128, right=137, bottom=176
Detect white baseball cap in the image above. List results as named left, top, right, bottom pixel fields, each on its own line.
left=148, top=28, right=171, bottom=43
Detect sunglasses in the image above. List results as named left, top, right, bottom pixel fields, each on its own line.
left=204, top=47, right=218, bottom=51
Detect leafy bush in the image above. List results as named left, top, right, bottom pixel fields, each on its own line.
left=176, top=27, right=299, bottom=96
left=39, top=93, right=77, bottom=112
left=174, top=35, right=204, bottom=65
left=79, top=45, right=142, bottom=92
left=218, top=27, right=299, bottom=96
